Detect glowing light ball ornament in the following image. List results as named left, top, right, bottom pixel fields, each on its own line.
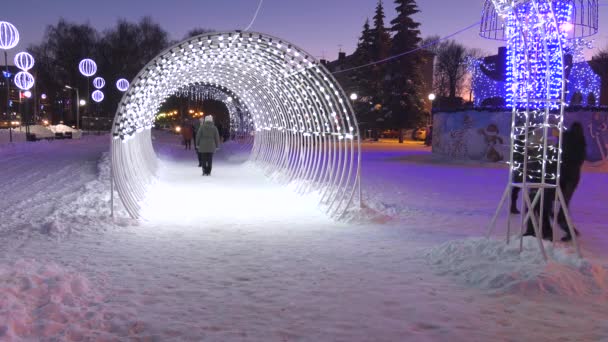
left=93, top=77, right=106, bottom=89
left=116, top=78, right=129, bottom=92
left=14, top=71, right=34, bottom=90
left=79, top=58, right=97, bottom=77
left=0, top=21, right=19, bottom=50
left=14, top=52, right=34, bottom=71
left=23, top=90, right=32, bottom=98
left=92, top=90, right=104, bottom=103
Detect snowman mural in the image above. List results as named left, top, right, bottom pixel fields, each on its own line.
left=478, top=123, right=505, bottom=162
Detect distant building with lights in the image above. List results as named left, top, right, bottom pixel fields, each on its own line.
left=472, top=47, right=601, bottom=108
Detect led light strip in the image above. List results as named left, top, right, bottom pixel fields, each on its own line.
left=111, top=31, right=362, bottom=220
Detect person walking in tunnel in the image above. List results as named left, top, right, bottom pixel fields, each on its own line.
left=196, top=115, right=221, bottom=176
left=194, top=117, right=203, bottom=167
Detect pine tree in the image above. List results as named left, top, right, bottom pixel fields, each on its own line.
left=372, top=1, right=391, bottom=61
left=368, top=0, right=392, bottom=127
left=389, top=0, right=427, bottom=131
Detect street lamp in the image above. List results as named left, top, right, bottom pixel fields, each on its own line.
left=65, top=85, right=80, bottom=129
left=428, top=93, right=436, bottom=126
left=350, top=93, right=358, bottom=101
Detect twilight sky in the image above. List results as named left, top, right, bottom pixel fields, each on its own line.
left=2, top=0, right=607, bottom=63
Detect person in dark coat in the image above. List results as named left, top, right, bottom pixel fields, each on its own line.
left=195, top=115, right=221, bottom=176
left=181, top=124, right=194, bottom=150
left=510, top=129, right=526, bottom=214
left=557, top=122, right=586, bottom=241
left=193, top=118, right=203, bottom=167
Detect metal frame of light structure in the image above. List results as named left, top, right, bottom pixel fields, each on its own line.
left=111, top=31, right=362, bottom=220
left=482, top=0, right=599, bottom=260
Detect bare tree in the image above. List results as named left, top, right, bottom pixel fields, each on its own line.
left=422, top=37, right=482, bottom=100
left=589, top=47, right=608, bottom=106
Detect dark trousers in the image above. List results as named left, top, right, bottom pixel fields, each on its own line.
left=201, top=153, right=214, bottom=175
left=196, top=149, right=202, bottom=166
left=557, top=175, right=580, bottom=234
left=184, top=139, right=192, bottom=150
left=524, top=188, right=555, bottom=240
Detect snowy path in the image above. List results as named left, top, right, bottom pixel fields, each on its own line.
left=1, top=135, right=607, bottom=341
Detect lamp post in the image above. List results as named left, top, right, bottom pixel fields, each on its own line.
left=65, top=85, right=80, bottom=129
left=428, top=93, right=436, bottom=126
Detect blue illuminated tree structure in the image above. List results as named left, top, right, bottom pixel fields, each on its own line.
left=480, top=0, right=599, bottom=259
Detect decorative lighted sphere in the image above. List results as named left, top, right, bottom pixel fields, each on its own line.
left=14, top=51, right=34, bottom=71
left=350, top=93, right=358, bottom=101
left=93, top=77, right=105, bottom=89
left=0, top=21, right=19, bottom=50
left=14, top=71, right=35, bottom=90
left=92, top=90, right=104, bottom=103
left=116, top=78, right=129, bottom=92
left=79, top=58, right=97, bottom=77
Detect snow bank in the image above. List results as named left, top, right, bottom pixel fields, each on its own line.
left=49, top=124, right=82, bottom=139
left=0, top=129, right=26, bottom=144
left=40, top=153, right=132, bottom=238
left=0, top=259, right=108, bottom=340
left=426, top=237, right=608, bottom=297
left=12, top=125, right=55, bottom=139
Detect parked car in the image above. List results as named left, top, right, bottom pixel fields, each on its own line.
left=381, top=130, right=399, bottom=139
left=414, top=127, right=427, bottom=141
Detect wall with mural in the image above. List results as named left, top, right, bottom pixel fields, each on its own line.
left=433, top=111, right=608, bottom=165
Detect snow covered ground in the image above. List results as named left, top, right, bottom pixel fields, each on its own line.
left=1, top=133, right=607, bottom=341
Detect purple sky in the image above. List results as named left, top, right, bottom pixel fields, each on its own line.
left=2, top=0, right=607, bottom=63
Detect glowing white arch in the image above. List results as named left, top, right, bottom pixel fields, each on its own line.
left=111, top=31, right=361, bottom=219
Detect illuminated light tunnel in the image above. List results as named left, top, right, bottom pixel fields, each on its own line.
left=111, top=31, right=362, bottom=220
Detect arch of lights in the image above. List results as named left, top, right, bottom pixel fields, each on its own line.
left=111, top=31, right=362, bottom=220
left=481, top=0, right=598, bottom=259
left=176, top=84, right=255, bottom=144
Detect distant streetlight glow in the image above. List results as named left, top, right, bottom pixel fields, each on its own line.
left=79, top=99, right=86, bottom=106
left=428, top=93, right=436, bottom=101
left=350, top=93, right=358, bottom=101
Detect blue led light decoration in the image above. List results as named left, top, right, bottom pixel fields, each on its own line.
left=480, top=0, right=599, bottom=260
left=565, top=61, right=601, bottom=106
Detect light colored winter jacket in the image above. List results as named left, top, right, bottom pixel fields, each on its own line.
left=195, top=122, right=220, bottom=153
